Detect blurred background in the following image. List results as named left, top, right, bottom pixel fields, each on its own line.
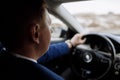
left=50, top=0, right=120, bottom=38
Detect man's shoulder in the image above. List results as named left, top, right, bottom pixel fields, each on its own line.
left=0, top=52, right=64, bottom=80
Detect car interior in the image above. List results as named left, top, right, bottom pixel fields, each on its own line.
left=0, top=0, right=120, bottom=80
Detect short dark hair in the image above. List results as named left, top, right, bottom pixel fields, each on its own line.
left=0, top=0, right=46, bottom=50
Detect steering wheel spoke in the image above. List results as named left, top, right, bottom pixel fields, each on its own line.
left=95, top=50, right=111, bottom=59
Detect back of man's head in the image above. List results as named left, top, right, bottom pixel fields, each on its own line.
left=0, top=0, right=46, bottom=50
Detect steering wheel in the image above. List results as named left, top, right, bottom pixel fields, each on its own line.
left=70, top=33, right=116, bottom=80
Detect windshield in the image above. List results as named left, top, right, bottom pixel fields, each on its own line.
left=62, top=0, right=120, bottom=34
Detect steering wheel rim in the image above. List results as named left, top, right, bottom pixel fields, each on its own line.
left=70, top=33, right=116, bottom=80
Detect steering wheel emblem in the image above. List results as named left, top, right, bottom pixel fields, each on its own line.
left=83, top=52, right=92, bottom=63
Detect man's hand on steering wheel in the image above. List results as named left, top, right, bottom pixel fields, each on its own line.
left=65, top=33, right=86, bottom=48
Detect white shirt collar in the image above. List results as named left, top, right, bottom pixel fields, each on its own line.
left=12, top=53, right=37, bottom=63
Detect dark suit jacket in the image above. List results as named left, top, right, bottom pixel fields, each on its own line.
left=38, top=42, right=70, bottom=63
left=0, top=51, right=64, bottom=80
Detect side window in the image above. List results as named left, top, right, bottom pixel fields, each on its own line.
left=49, top=14, right=68, bottom=38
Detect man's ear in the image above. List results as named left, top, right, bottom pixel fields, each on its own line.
left=30, top=24, right=40, bottom=44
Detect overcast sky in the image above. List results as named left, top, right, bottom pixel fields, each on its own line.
left=62, top=0, right=120, bottom=15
